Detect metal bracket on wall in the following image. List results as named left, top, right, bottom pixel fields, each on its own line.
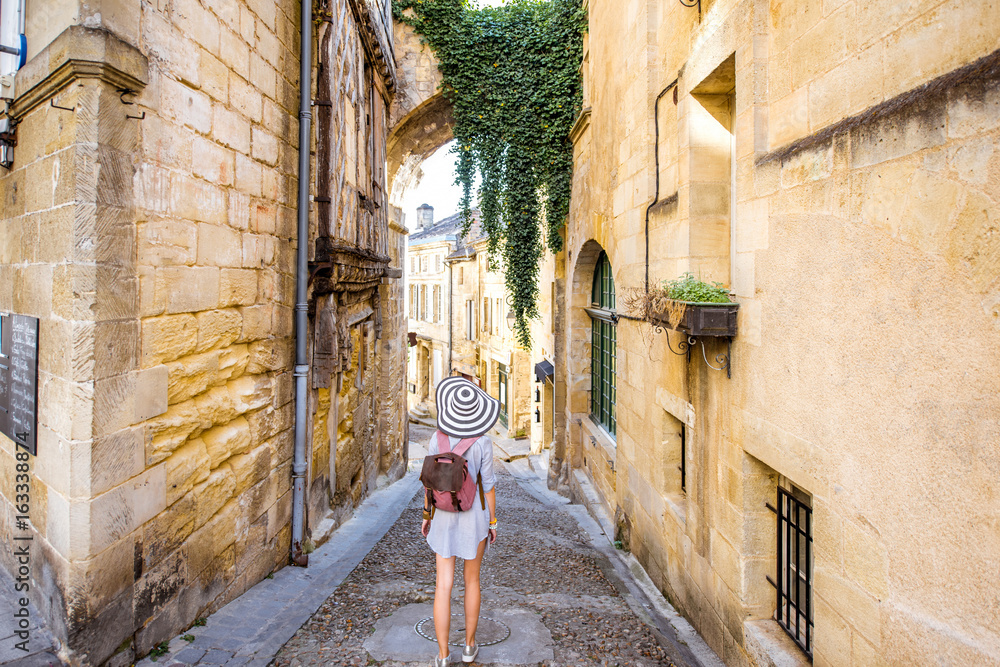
left=661, top=331, right=733, bottom=379
left=588, top=435, right=615, bottom=471
left=118, top=88, right=145, bottom=120
left=699, top=338, right=732, bottom=379
left=0, top=117, right=14, bottom=170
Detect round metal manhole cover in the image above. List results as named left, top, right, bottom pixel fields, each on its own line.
left=414, top=614, right=511, bottom=647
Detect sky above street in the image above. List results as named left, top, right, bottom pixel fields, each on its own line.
left=399, top=141, right=465, bottom=227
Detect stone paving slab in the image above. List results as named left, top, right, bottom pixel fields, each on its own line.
left=363, top=603, right=554, bottom=664
left=493, top=439, right=532, bottom=462
left=135, top=471, right=423, bottom=667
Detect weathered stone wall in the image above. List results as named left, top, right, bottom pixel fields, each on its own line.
left=566, top=0, right=1000, bottom=665
left=0, top=0, right=303, bottom=660
left=387, top=20, right=450, bottom=206
left=0, top=25, right=157, bottom=662
left=379, top=218, right=409, bottom=473
left=306, top=0, right=406, bottom=539
left=0, top=0, right=406, bottom=663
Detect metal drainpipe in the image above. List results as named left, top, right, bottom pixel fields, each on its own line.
left=447, top=261, right=453, bottom=376
left=644, top=79, right=678, bottom=294
left=291, top=0, right=313, bottom=568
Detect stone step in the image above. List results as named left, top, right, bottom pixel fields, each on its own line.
left=408, top=413, right=436, bottom=428
left=494, top=438, right=531, bottom=462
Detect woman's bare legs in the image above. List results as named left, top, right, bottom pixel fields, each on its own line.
left=463, top=537, right=488, bottom=646
left=434, top=554, right=456, bottom=659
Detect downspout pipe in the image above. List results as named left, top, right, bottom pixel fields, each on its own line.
left=291, top=0, right=313, bottom=567
left=644, top=79, right=678, bottom=294
left=447, top=261, right=453, bottom=375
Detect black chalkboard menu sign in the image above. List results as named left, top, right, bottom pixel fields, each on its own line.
left=0, top=314, right=39, bottom=456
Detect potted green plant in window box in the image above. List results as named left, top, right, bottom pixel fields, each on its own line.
left=655, top=273, right=738, bottom=336
left=626, top=273, right=739, bottom=337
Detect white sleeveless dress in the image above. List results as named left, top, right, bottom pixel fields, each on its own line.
left=425, top=434, right=496, bottom=559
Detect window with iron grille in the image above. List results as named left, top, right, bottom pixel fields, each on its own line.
left=767, top=485, right=814, bottom=657
left=587, top=251, right=616, bottom=437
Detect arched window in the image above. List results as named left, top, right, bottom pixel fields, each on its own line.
left=588, top=251, right=616, bottom=436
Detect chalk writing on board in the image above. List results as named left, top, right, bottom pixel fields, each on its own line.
left=0, top=314, right=39, bottom=455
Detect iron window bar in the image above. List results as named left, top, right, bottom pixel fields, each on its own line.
left=588, top=252, right=617, bottom=436
left=765, top=487, right=813, bottom=657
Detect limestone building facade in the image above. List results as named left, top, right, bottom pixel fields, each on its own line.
left=0, top=0, right=406, bottom=663
left=406, top=204, right=464, bottom=408
left=405, top=203, right=548, bottom=445
left=553, top=0, right=1000, bottom=666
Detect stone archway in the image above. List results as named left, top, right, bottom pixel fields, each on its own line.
left=387, top=21, right=454, bottom=211
left=563, top=239, right=611, bottom=461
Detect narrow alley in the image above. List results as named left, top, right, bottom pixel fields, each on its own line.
left=2, top=0, right=999, bottom=664
left=131, top=423, right=719, bottom=667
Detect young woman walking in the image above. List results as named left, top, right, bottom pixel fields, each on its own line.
left=421, top=377, right=499, bottom=666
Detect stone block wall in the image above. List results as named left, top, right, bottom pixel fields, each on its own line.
left=0, top=0, right=407, bottom=664
left=127, top=0, right=301, bottom=659
left=564, top=0, right=1000, bottom=665
left=379, top=220, right=409, bottom=474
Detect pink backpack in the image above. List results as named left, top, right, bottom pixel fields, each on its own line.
left=420, top=431, right=485, bottom=516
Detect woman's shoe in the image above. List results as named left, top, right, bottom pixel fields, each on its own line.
left=462, top=642, right=479, bottom=663
left=434, top=654, right=451, bottom=667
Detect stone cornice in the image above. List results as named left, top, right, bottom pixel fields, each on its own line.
left=756, top=44, right=1000, bottom=167
left=10, top=26, right=148, bottom=120
left=569, top=106, right=592, bottom=144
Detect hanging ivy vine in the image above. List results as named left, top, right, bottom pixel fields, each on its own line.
left=393, top=0, right=587, bottom=347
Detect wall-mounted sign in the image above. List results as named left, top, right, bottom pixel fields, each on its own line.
left=0, top=314, right=39, bottom=455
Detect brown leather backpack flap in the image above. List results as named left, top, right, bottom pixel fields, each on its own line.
left=420, top=452, right=469, bottom=493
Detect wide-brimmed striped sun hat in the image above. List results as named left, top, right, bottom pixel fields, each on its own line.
left=435, top=376, right=501, bottom=438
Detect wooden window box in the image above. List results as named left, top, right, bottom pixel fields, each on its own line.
left=650, top=300, right=739, bottom=338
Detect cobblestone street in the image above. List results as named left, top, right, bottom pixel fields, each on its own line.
left=272, top=433, right=697, bottom=667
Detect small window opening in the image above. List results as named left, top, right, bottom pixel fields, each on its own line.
left=767, top=482, right=813, bottom=657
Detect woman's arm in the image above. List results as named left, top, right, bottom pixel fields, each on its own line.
left=421, top=492, right=432, bottom=536
left=485, top=488, right=497, bottom=543
left=480, top=437, right=498, bottom=542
